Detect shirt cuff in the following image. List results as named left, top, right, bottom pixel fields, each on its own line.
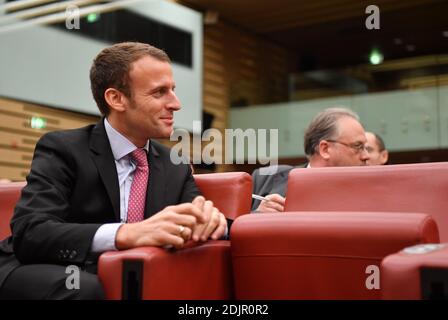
left=91, top=223, right=123, bottom=253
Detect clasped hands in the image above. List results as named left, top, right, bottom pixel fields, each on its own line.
left=115, top=196, right=227, bottom=250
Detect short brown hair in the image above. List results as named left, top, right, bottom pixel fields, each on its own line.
left=90, top=42, right=170, bottom=115
left=304, top=107, right=360, bottom=157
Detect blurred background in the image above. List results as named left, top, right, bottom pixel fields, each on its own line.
left=1, top=0, right=447, bottom=179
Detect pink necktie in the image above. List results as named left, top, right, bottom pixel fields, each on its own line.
left=127, top=149, right=149, bottom=223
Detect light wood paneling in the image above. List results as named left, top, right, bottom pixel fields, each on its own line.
left=203, top=23, right=228, bottom=172
left=0, top=165, right=28, bottom=181
left=0, top=97, right=99, bottom=181
left=201, top=20, right=294, bottom=172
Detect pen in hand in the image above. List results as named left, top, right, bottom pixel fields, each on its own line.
left=252, top=194, right=271, bottom=202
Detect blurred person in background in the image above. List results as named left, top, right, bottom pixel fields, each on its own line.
left=365, top=131, right=388, bottom=165
left=252, top=107, right=370, bottom=212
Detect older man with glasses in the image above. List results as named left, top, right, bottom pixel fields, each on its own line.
left=252, top=107, right=370, bottom=212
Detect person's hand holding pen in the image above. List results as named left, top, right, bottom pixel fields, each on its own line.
left=252, top=193, right=286, bottom=213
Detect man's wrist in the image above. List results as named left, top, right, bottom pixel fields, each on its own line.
left=91, top=223, right=123, bottom=253
left=115, top=223, right=130, bottom=250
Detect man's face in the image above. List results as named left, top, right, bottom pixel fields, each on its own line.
left=326, top=117, right=370, bottom=167
left=365, top=132, right=388, bottom=165
left=123, top=55, right=181, bottom=142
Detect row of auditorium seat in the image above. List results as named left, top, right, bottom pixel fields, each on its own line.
left=1, top=164, right=448, bottom=299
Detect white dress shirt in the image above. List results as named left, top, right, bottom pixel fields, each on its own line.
left=90, top=118, right=149, bottom=253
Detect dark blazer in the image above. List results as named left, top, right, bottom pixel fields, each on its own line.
left=0, top=119, right=200, bottom=288
left=251, top=164, right=307, bottom=211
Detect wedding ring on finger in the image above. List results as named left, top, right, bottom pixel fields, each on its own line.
left=178, top=225, right=185, bottom=235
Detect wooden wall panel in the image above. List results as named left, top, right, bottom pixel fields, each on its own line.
left=202, top=20, right=294, bottom=172
left=0, top=165, right=28, bottom=181
left=0, top=97, right=99, bottom=181
left=203, top=23, right=228, bottom=172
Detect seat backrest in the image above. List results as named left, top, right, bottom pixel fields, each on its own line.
left=284, top=162, right=448, bottom=242
left=194, top=172, right=252, bottom=220
left=0, top=181, right=26, bottom=239
left=231, top=211, right=439, bottom=299
left=0, top=172, right=252, bottom=239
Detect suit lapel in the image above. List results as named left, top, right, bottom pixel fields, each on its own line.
left=272, top=170, right=291, bottom=196
left=146, top=142, right=165, bottom=218
left=89, top=119, right=120, bottom=221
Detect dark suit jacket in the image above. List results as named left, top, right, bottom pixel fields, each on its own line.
left=251, top=164, right=306, bottom=211
left=0, top=119, right=200, bottom=288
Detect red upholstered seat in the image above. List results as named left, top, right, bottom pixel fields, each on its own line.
left=99, top=240, right=233, bottom=300
left=381, top=243, right=448, bottom=299
left=194, top=172, right=252, bottom=220
left=230, top=211, right=439, bottom=299
left=284, top=162, right=448, bottom=242
left=98, top=172, right=252, bottom=299
left=0, top=181, right=26, bottom=240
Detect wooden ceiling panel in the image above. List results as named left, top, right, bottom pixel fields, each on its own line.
left=180, top=0, right=444, bottom=32
left=180, top=0, right=448, bottom=70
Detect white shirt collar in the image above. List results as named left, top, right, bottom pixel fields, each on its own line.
left=104, top=118, right=149, bottom=161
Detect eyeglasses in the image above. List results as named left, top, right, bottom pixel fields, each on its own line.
left=326, top=139, right=368, bottom=153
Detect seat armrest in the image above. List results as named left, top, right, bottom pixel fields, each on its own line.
left=98, top=240, right=233, bottom=300
left=381, top=243, right=448, bottom=299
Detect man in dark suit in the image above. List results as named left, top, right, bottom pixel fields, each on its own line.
left=252, top=107, right=370, bottom=212
left=0, top=42, right=227, bottom=299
